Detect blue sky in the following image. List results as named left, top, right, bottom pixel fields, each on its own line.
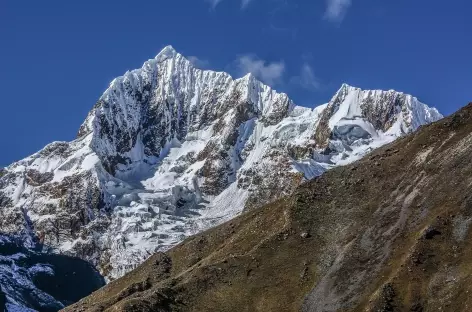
left=0, top=0, right=471, bottom=166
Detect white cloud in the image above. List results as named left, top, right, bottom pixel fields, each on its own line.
left=236, top=54, right=285, bottom=86
left=324, top=0, right=352, bottom=23
left=205, top=0, right=254, bottom=9
left=206, top=0, right=223, bottom=9
left=188, top=56, right=210, bottom=69
left=241, top=0, right=253, bottom=9
left=290, top=63, right=321, bottom=91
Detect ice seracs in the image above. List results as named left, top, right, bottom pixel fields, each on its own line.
left=0, top=46, right=443, bottom=280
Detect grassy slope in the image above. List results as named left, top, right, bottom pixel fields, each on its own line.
left=65, top=103, right=472, bottom=312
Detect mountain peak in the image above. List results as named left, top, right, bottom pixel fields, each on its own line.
left=337, top=83, right=358, bottom=92
left=242, top=72, right=254, bottom=80
left=0, top=46, right=444, bottom=286
left=155, top=45, right=179, bottom=62
left=239, top=72, right=258, bottom=85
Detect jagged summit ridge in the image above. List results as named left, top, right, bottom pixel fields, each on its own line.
left=155, top=45, right=178, bottom=60
left=79, top=46, right=293, bottom=178
left=0, top=46, right=443, bottom=280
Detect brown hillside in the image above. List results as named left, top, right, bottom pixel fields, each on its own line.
left=64, top=103, right=472, bottom=312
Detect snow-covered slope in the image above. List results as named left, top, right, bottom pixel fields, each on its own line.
left=0, top=46, right=443, bottom=280
left=0, top=234, right=104, bottom=311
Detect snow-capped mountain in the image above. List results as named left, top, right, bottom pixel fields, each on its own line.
left=0, top=46, right=443, bottom=280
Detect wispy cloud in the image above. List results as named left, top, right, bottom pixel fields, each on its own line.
left=206, top=0, right=223, bottom=9
left=188, top=56, right=210, bottom=69
left=236, top=54, right=285, bottom=86
left=324, top=0, right=352, bottom=23
left=290, top=63, right=321, bottom=91
left=241, top=0, right=253, bottom=9
left=205, top=0, right=254, bottom=9
left=263, top=1, right=299, bottom=40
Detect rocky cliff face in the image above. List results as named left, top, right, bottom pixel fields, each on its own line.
left=0, top=46, right=442, bottom=280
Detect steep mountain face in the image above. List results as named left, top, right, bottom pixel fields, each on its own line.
left=0, top=234, right=104, bottom=312
left=64, top=103, right=472, bottom=312
left=0, top=46, right=442, bottom=280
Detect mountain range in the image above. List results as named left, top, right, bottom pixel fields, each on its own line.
left=0, top=46, right=442, bottom=287
left=65, top=101, right=472, bottom=312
